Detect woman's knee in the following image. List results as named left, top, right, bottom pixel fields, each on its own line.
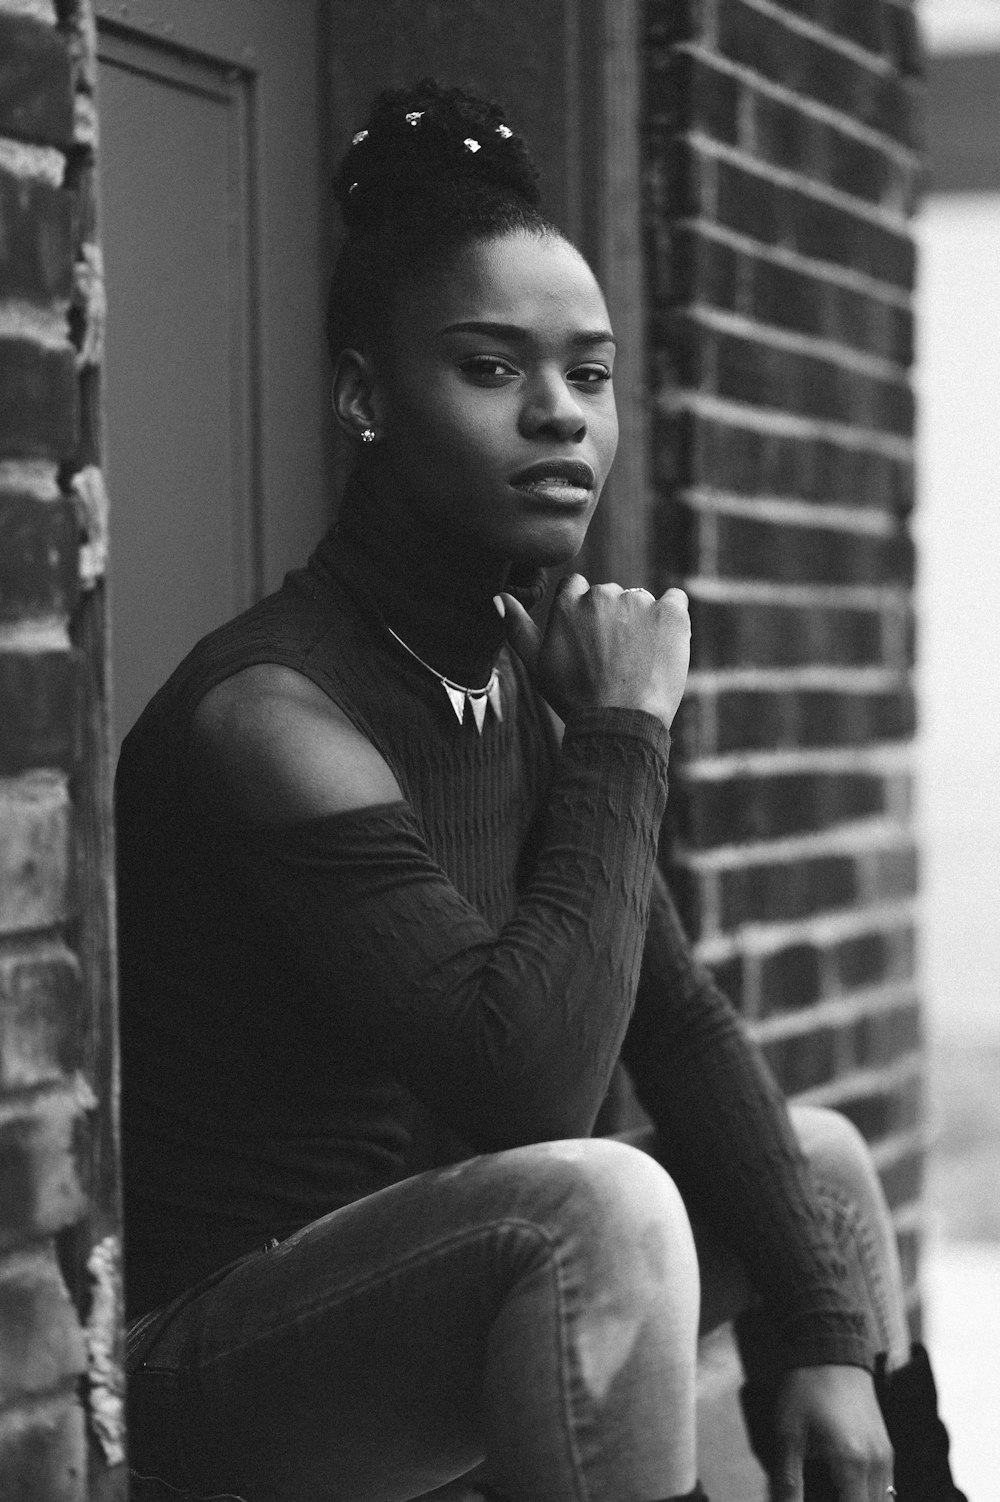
left=789, top=1103, right=887, bottom=1213
left=505, top=1137, right=700, bottom=1309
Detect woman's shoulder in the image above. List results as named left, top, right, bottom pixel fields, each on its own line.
left=190, top=663, right=403, bottom=825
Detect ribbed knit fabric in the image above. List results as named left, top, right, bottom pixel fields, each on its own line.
left=626, top=880, right=870, bottom=1369
left=116, top=469, right=870, bottom=1371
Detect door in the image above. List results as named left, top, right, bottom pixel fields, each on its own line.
left=95, top=1, right=331, bottom=748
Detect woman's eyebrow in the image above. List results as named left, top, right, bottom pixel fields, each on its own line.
left=438, top=319, right=616, bottom=347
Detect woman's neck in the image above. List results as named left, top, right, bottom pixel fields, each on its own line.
left=318, top=463, right=547, bottom=688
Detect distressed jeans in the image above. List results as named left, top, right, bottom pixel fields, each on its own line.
left=126, top=1106, right=911, bottom=1502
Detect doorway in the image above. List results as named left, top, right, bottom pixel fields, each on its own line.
left=95, top=1, right=332, bottom=749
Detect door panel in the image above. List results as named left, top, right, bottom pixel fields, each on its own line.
left=96, top=2, right=330, bottom=748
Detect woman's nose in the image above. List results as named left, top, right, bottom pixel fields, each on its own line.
left=519, top=373, right=587, bottom=441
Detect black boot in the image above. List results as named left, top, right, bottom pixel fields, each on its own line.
left=875, top=1344, right=968, bottom=1501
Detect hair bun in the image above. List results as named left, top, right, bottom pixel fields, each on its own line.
left=333, top=78, right=540, bottom=229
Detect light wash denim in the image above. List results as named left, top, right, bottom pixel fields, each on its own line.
left=126, top=1106, right=910, bottom=1502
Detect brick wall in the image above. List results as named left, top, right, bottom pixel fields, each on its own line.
left=0, top=1, right=124, bottom=1498
left=643, top=0, right=925, bottom=1317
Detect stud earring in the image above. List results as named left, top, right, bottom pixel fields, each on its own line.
left=360, top=427, right=376, bottom=444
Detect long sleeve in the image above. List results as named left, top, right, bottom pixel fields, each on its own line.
left=622, top=869, right=873, bottom=1372
left=223, top=707, right=671, bottom=1154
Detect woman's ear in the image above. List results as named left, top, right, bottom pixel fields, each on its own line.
left=331, top=348, right=379, bottom=441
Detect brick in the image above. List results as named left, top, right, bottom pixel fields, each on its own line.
left=759, top=1, right=923, bottom=79
left=720, top=852, right=858, bottom=927
left=880, top=3, right=924, bottom=79
left=650, top=135, right=703, bottom=223
left=650, top=52, right=920, bottom=215
left=704, top=686, right=917, bottom=755
left=686, top=598, right=884, bottom=671
left=653, top=410, right=915, bottom=513
left=834, top=928, right=894, bottom=989
left=709, top=954, right=744, bottom=1009
left=837, top=1072, right=922, bottom=1140
left=851, top=1001, right=922, bottom=1070
left=762, top=1024, right=837, bottom=1093
left=758, top=941, right=823, bottom=1012
left=714, top=154, right=916, bottom=288
left=659, top=228, right=915, bottom=365
left=748, top=85, right=920, bottom=214
left=718, top=329, right=911, bottom=432
left=710, top=511, right=914, bottom=586
left=664, top=316, right=915, bottom=432
left=0, top=169, right=74, bottom=307
left=677, top=768, right=887, bottom=848
left=860, top=843, right=918, bottom=903
left=767, top=0, right=887, bottom=56
left=646, top=0, right=709, bottom=48
left=0, top=649, right=80, bottom=774
left=0, top=773, right=72, bottom=936
left=858, top=847, right=918, bottom=901
left=0, top=14, right=74, bottom=148
left=714, top=0, right=923, bottom=147
left=0, top=493, right=79, bottom=621
left=0, top=1096, right=87, bottom=1248
left=0, top=944, right=81, bottom=1089
left=0, top=340, right=78, bottom=461
left=0, top=1248, right=86, bottom=1405
left=647, top=48, right=741, bottom=143
left=0, top=1397, right=86, bottom=1502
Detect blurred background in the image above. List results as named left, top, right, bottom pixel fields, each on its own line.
left=917, top=1, right=1000, bottom=1492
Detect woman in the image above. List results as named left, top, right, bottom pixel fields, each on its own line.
left=118, top=81, right=965, bottom=1502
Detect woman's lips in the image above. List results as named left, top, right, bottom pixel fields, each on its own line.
left=511, top=477, right=592, bottom=505
left=509, top=460, right=595, bottom=505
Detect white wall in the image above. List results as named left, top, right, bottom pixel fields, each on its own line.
left=915, top=192, right=1000, bottom=1043
left=922, top=0, right=1000, bottom=54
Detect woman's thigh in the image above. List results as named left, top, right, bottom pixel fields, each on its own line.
left=128, top=1136, right=694, bottom=1502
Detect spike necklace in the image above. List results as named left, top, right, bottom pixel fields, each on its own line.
left=383, top=622, right=502, bottom=735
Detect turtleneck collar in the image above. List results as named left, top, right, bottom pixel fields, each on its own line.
left=312, top=461, right=548, bottom=688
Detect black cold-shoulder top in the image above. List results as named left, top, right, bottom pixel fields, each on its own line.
left=115, top=471, right=871, bottom=1372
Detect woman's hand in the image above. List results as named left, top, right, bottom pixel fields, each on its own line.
left=497, top=573, right=690, bottom=730
left=769, top=1364, right=894, bottom=1502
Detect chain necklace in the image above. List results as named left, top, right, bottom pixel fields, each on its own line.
left=383, top=623, right=502, bottom=734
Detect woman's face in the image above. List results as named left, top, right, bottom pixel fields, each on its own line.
left=369, top=231, right=619, bottom=568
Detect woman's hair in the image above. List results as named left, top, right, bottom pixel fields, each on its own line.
left=327, top=78, right=560, bottom=360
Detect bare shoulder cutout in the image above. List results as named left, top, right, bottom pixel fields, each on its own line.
left=190, top=663, right=403, bottom=824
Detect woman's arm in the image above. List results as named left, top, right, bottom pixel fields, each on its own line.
left=188, top=574, right=690, bottom=1154
left=191, top=664, right=672, bottom=1154
left=622, top=868, right=873, bottom=1372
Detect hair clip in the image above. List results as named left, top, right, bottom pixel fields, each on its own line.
left=463, top=137, right=481, bottom=153
left=496, top=124, right=513, bottom=139
left=405, top=111, right=424, bottom=126
left=352, top=129, right=369, bottom=146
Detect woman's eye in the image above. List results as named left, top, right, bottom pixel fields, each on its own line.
left=461, top=357, right=519, bottom=385
left=569, top=364, right=613, bottom=387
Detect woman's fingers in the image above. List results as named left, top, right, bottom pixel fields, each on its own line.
left=495, top=592, right=542, bottom=678
left=498, top=575, right=691, bottom=728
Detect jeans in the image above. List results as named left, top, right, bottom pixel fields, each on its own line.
left=126, top=1106, right=911, bottom=1502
